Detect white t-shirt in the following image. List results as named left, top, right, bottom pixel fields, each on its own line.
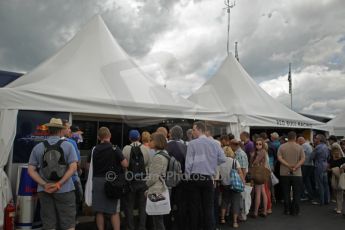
left=219, top=157, right=241, bottom=186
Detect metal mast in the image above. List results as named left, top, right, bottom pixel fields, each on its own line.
left=235, top=41, right=239, bottom=61
left=224, top=0, right=235, bottom=56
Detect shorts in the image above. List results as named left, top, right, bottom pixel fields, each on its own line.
left=92, top=177, right=120, bottom=214
left=38, top=191, right=76, bottom=230
left=221, top=186, right=241, bottom=214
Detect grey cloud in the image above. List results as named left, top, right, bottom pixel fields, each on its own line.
left=264, top=66, right=345, bottom=116
left=1, top=0, right=345, bottom=117
left=0, top=0, right=89, bottom=71
left=235, top=0, right=345, bottom=82
left=0, top=0, right=190, bottom=71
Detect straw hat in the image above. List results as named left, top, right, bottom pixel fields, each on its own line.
left=44, top=118, right=64, bottom=128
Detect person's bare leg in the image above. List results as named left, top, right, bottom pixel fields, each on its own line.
left=96, top=213, right=105, bottom=230
left=110, top=213, right=120, bottom=230
left=261, top=186, right=268, bottom=215
left=220, top=208, right=226, bottom=223
left=254, top=185, right=261, bottom=216
left=233, top=213, right=238, bottom=223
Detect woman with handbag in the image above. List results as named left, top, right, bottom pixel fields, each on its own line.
left=251, top=138, right=270, bottom=218
left=146, top=132, right=169, bottom=230
left=329, top=144, right=345, bottom=214
left=219, top=147, right=245, bottom=228
left=91, top=127, right=128, bottom=230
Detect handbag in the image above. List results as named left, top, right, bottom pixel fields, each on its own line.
left=250, top=165, right=270, bottom=185
left=145, top=187, right=171, bottom=215
left=85, top=147, right=95, bottom=206
left=104, top=146, right=130, bottom=200
left=229, top=160, right=244, bottom=193
left=270, top=172, right=279, bottom=186
left=104, top=173, right=130, bottom=199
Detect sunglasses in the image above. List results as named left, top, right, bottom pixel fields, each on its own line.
left=255, top=143, right=263, bottom=146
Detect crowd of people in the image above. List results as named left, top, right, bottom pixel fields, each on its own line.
left=27, top=117, right=345, bottom=230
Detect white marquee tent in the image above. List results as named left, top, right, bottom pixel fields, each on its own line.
left=0, top=16, right=220, bottom=225
left=188, top=54, right=322, bottom=136
left=326, top=113, right=345, bottom=137
left=0, top=16, right=208, bottom=118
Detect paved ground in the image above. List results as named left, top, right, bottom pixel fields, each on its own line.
left=77, top=201, right=345, bottom=230
left=221, top=201, right=344, bottom=230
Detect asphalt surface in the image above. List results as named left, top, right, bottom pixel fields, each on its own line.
left=77, top=201, right=345, bottom=230
left=221, top=201, right=344, bottom=230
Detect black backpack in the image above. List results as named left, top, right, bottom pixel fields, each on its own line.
left=128, top=144, right=146, bottom=181
left=41, top=140, right=67, bottom=182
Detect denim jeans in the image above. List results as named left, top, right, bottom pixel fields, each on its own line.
left=302, top=165, right=315, bottom=199
left=280, top=176, right=302, bottom=214
left=314, top=171, right=330, bottom=205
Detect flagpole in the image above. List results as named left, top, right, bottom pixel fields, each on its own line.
left=288, top=63, right=292, bottom=110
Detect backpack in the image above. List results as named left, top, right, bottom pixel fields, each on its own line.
left=128, top=144, right=146, bottom=181
left=158, top=151, right=183, bottom=188
left=41, top=140, right=67, bottom=182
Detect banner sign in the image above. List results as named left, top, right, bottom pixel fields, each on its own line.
left=276, top=119, right=313, bottom=128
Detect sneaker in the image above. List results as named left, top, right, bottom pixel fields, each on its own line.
left=312, top=201, right=320, bottom=205
left=233, top=223, right=239, bottom=228
left=301, top=197, right=309, bottom=201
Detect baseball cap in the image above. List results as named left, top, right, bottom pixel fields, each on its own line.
left=129, top=129, right=140, bottom=140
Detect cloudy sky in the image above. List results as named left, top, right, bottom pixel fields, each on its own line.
left=0, top=0, right=344, bottom=117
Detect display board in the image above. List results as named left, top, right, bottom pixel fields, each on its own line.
left=13, top=110, right=69, bottom=163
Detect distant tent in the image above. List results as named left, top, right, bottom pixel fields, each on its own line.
left=0, top=70, right=23, bottom=87
left=327, top=113, right=345, bottom=137
left=188, top=54, right=322, bottom=136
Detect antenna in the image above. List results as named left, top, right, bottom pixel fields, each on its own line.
left=235, top=42, right=239, bottom=61
left=224, top=0, right=236, bottom=56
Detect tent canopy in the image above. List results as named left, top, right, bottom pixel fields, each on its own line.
left=0, top=16, right=216, bottom=120
left=327, top=113, right=345, bottom=136
left=188, top=54, right=322, bottom=129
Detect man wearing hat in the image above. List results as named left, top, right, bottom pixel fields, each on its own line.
left=230, top=138, right=249, bottom=221
left=28, top=118, right=78, bottom=230
left=230, top=138, right=249, bottom=179
left=122, top=130, right=150, bottom=230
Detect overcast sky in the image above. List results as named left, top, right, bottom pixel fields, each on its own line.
left=0, top=0, right=344, bottom=117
